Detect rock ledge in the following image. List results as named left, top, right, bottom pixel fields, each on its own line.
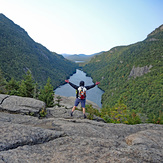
left=0, top=94, right=162, bottom=163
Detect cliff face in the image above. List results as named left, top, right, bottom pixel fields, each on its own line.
left=0, top=94, right=163, bottom=163
left=129, top=65, right=152, bottom=78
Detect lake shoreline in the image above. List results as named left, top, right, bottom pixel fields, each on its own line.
left=55, top=69, right=104, bottom=108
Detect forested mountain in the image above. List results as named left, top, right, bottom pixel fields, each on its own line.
left=83, top=24, right=163, bottom=121
left=0, top=14, right=77, bottom=88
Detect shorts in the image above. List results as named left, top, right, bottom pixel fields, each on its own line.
left=74, top=98, right=86, bottom=108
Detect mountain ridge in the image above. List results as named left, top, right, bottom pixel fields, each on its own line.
left=147, top=24, right=163, bottom=38
left=83, top=24, right=163, bottom=122
left=0, top=14, right=78, bottom=88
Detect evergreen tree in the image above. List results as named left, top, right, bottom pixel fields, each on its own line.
left=17, top=71, right=36, bottom=98
left=6, top=77, right=19, bottom=95
left=18, top=80, right=27, bottom=97
left=38, top=77, right=54, bottom=107
left=23, top=71, right=35, bottom=97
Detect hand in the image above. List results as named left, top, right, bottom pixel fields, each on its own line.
left=65, top=80, right=69, bottom=83
left=95, top=82, right=100, bottom=85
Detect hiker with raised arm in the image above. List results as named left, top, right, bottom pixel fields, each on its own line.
left=65, top=80, right=100, bottom=118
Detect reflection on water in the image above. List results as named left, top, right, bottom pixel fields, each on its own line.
left=55, top=69, right=104, bottom=107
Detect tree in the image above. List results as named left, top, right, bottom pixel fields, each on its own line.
left=17, top=71, right=36, bottom=97
left=23, top=71, right=35, bottom=97
left=18, top=80, right=27, bottom=97
left=38, top=77, right=54, bottom=107
left=6, top=77, right=19, bottom=95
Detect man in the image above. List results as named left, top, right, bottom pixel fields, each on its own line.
left=65, top=80, right=100, bottom=118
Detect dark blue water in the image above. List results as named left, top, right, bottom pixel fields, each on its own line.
left=55, top=69, right=104, bottom=107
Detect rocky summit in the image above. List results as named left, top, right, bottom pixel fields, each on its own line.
left=0, top=94, right=162, bottom=163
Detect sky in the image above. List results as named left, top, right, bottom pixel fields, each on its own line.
left=0, top=0, right=163, bottom=55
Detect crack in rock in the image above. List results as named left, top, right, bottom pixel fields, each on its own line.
left=0, top=95, right=10, bottom=105
left=1, top=133, right=67, bottom=152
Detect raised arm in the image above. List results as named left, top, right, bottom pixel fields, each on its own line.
left=85, top=82, right=100, bottom=90
left=65, top=80, right=78, bottom=89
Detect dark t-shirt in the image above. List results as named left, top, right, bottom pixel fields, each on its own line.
left=69, top=82, right=96, bottom=98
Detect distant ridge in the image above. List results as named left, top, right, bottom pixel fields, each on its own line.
left=61, top=51, right=104, bottom=62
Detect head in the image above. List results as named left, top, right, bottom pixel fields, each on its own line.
left=79, top=81, right=85, bottom=86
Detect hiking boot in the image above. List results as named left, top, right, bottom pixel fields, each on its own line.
left=70, top=112, right=73, bottom=117
left=84, top=114, right=87, bottom=119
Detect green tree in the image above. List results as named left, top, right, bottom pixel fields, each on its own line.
left=23, top=71, right=35, bottom=97
left=38, top=77, right=54, bottom=107
left=18, top=80, right=27, bottom=97
left=6, top=77, right=19, bottom=95
left=17, top=71, right=36, bottom=97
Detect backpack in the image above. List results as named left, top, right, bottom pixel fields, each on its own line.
left=78, top=86, right=87, bottom=99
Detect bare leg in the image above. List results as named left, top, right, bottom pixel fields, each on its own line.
left=72, top=106, right=76, bottom=112
left=82, top=107, right=85, bottom=114
left=83, top=107, right=87, bottom=118
left=70, top=106, right=76, bottom=116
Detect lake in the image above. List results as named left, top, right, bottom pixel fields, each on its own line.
left=55, top=69, right=104, bottom=108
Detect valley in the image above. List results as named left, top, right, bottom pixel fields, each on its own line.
left=0, top=13, right=162, bottom=123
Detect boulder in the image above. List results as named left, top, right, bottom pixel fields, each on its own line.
left=0, top=94, right=45, bottom=115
